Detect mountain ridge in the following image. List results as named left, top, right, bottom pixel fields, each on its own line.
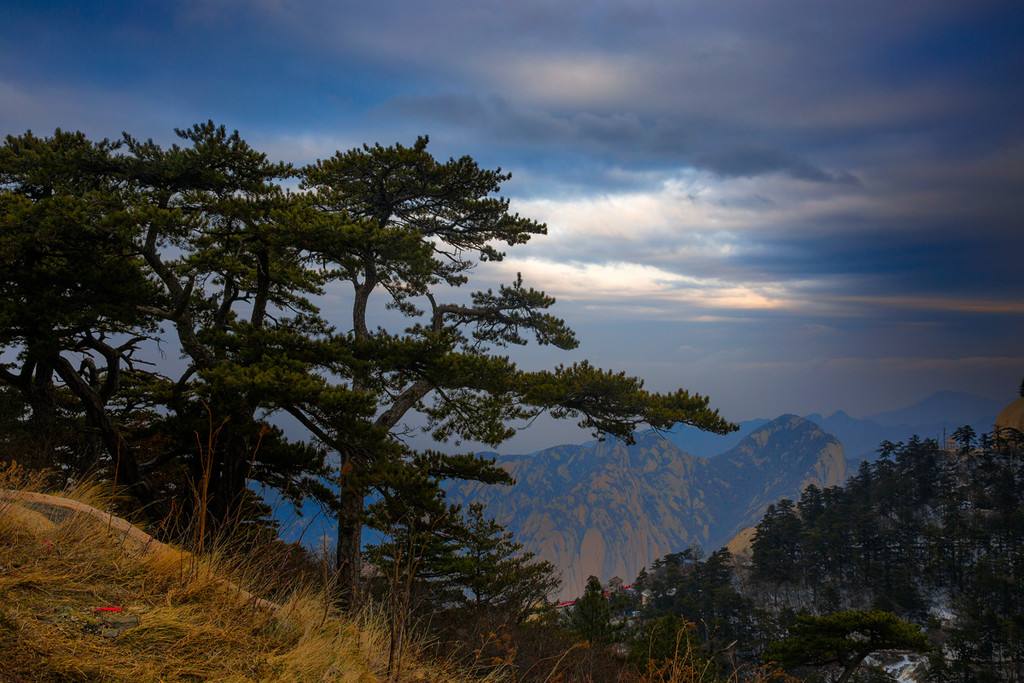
left=448, top=390, right=1002, bottom=599
left=447, top=414, right=845, bottom=598
left=666, top=390, right=1000, bottom=464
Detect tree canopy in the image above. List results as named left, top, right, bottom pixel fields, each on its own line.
left=767, top=610, right=928, bottom=683
left=0, top=123, right=735, bottom=605
left=567, top=576, right=617, bottom=645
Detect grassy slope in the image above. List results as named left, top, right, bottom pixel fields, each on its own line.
left=0, top=480, right=482, bottom=683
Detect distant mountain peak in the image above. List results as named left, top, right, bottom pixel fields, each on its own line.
left=737, top=414, right=812, bottom=449
left=720, top=414, right=839, bottom=466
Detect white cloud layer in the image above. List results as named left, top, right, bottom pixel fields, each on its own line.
left=486, top=257, right=792, bottom=312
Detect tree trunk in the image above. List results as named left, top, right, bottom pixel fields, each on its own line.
left=51, top=355, right=150, bottom=504
left=340, top=270, right=373, bottom=609
left=202, top=409, right=253, bottom=535
left=26, top=361, right=61, bottom=468
left=336, top=469, right=365, bottom=610
left=837, top=652, right=869, bottom=683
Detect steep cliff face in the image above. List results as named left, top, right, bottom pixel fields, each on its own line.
left=447, top=415, right=845, bottom=599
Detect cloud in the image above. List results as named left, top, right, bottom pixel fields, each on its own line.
left=480, top=53, right=645, bottom=107
left=829, top=296, right=1024, bottom=316
left=731, top=354, right=1024, bottom=374
left=249, top=132, right=361, bottom=164
left=484, top=257, right=794, bottom=312
left=694, top=146, right=856, bottom=183
left=381, top=93, right=843, bottom=182
left=192, top=0, right=1019, bottom=184
left=0, top=80, right=180, bottom=139
left=480, top=159, right=1024, bottom=324
left=3, top=0, right=1023, bottom=420
left=503, top=171, right=868, bottom=279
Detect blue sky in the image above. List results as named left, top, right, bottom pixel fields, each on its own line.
left=3, top=0, right=1022, bottom=449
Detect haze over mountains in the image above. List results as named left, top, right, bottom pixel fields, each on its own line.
left=446, top=391, right=1000, bottom=599
left=447, top=415, right=846, bottom=598
left=666, top=390, right=1001, bottom=464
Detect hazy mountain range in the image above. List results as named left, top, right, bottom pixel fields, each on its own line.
left=665, top=390, right=1001, bottom=464
left=447, top=414, right=845, bottom=598
left=446, top=391, right=1001, bottom=599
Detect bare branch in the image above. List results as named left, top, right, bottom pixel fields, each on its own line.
left=283, top=405, right=344, bottom=453
left=376, top=380, right=433, bottom=431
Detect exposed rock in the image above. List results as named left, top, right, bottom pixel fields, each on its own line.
left=725, top=526, right=756, bottom=562
left=995, top=397, right=1024, bottom=433
left=97, top=612, right=141, bottom=639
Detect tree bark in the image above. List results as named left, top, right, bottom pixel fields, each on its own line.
left=279, top=404, right=364, bottom=606
left=837, top=652, right=869, bottom=683
left=336, top=461, right=364, bottom=610
left=1, top=359, right=62, bottom=468
left=336, top=266, right=375, bottom=607
left=51, top=354, right=150, bottom=504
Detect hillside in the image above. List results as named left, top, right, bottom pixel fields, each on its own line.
left=641, top=426, right=1024, bottom=681
left=0, top=482, right=475, bottom=683
left=707, top=414, right=847, bottom=533
left=448, top=415, right=845, bottom=598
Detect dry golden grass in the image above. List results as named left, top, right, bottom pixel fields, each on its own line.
left=0, top=465, right=492, bottom=683
left=624, top=627, right=796, bottom=683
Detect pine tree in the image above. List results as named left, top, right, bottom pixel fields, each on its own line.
left=1, top=125, right=737, bottom=606
left=951, top=425, right=976, bottom=454
left=567, top=576, right=616, bottom=645
left=629, top=615, right=703, bottom=667
left=448, top=503, right=559, bottom=620
left=117, top=123, right=343, bottom=529
left=740, top=433, right=1024, bottom=677
left=296, top=136, right=736, bottom=604
left=0, top=130, right=163, bottom=498
left=366, top=501, right=559, bottom=625
left=767, top=610, right=928, bottom=683
left=0, top=125, right=360, bottom=532
left=751, top=499, right=802, bottom=587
